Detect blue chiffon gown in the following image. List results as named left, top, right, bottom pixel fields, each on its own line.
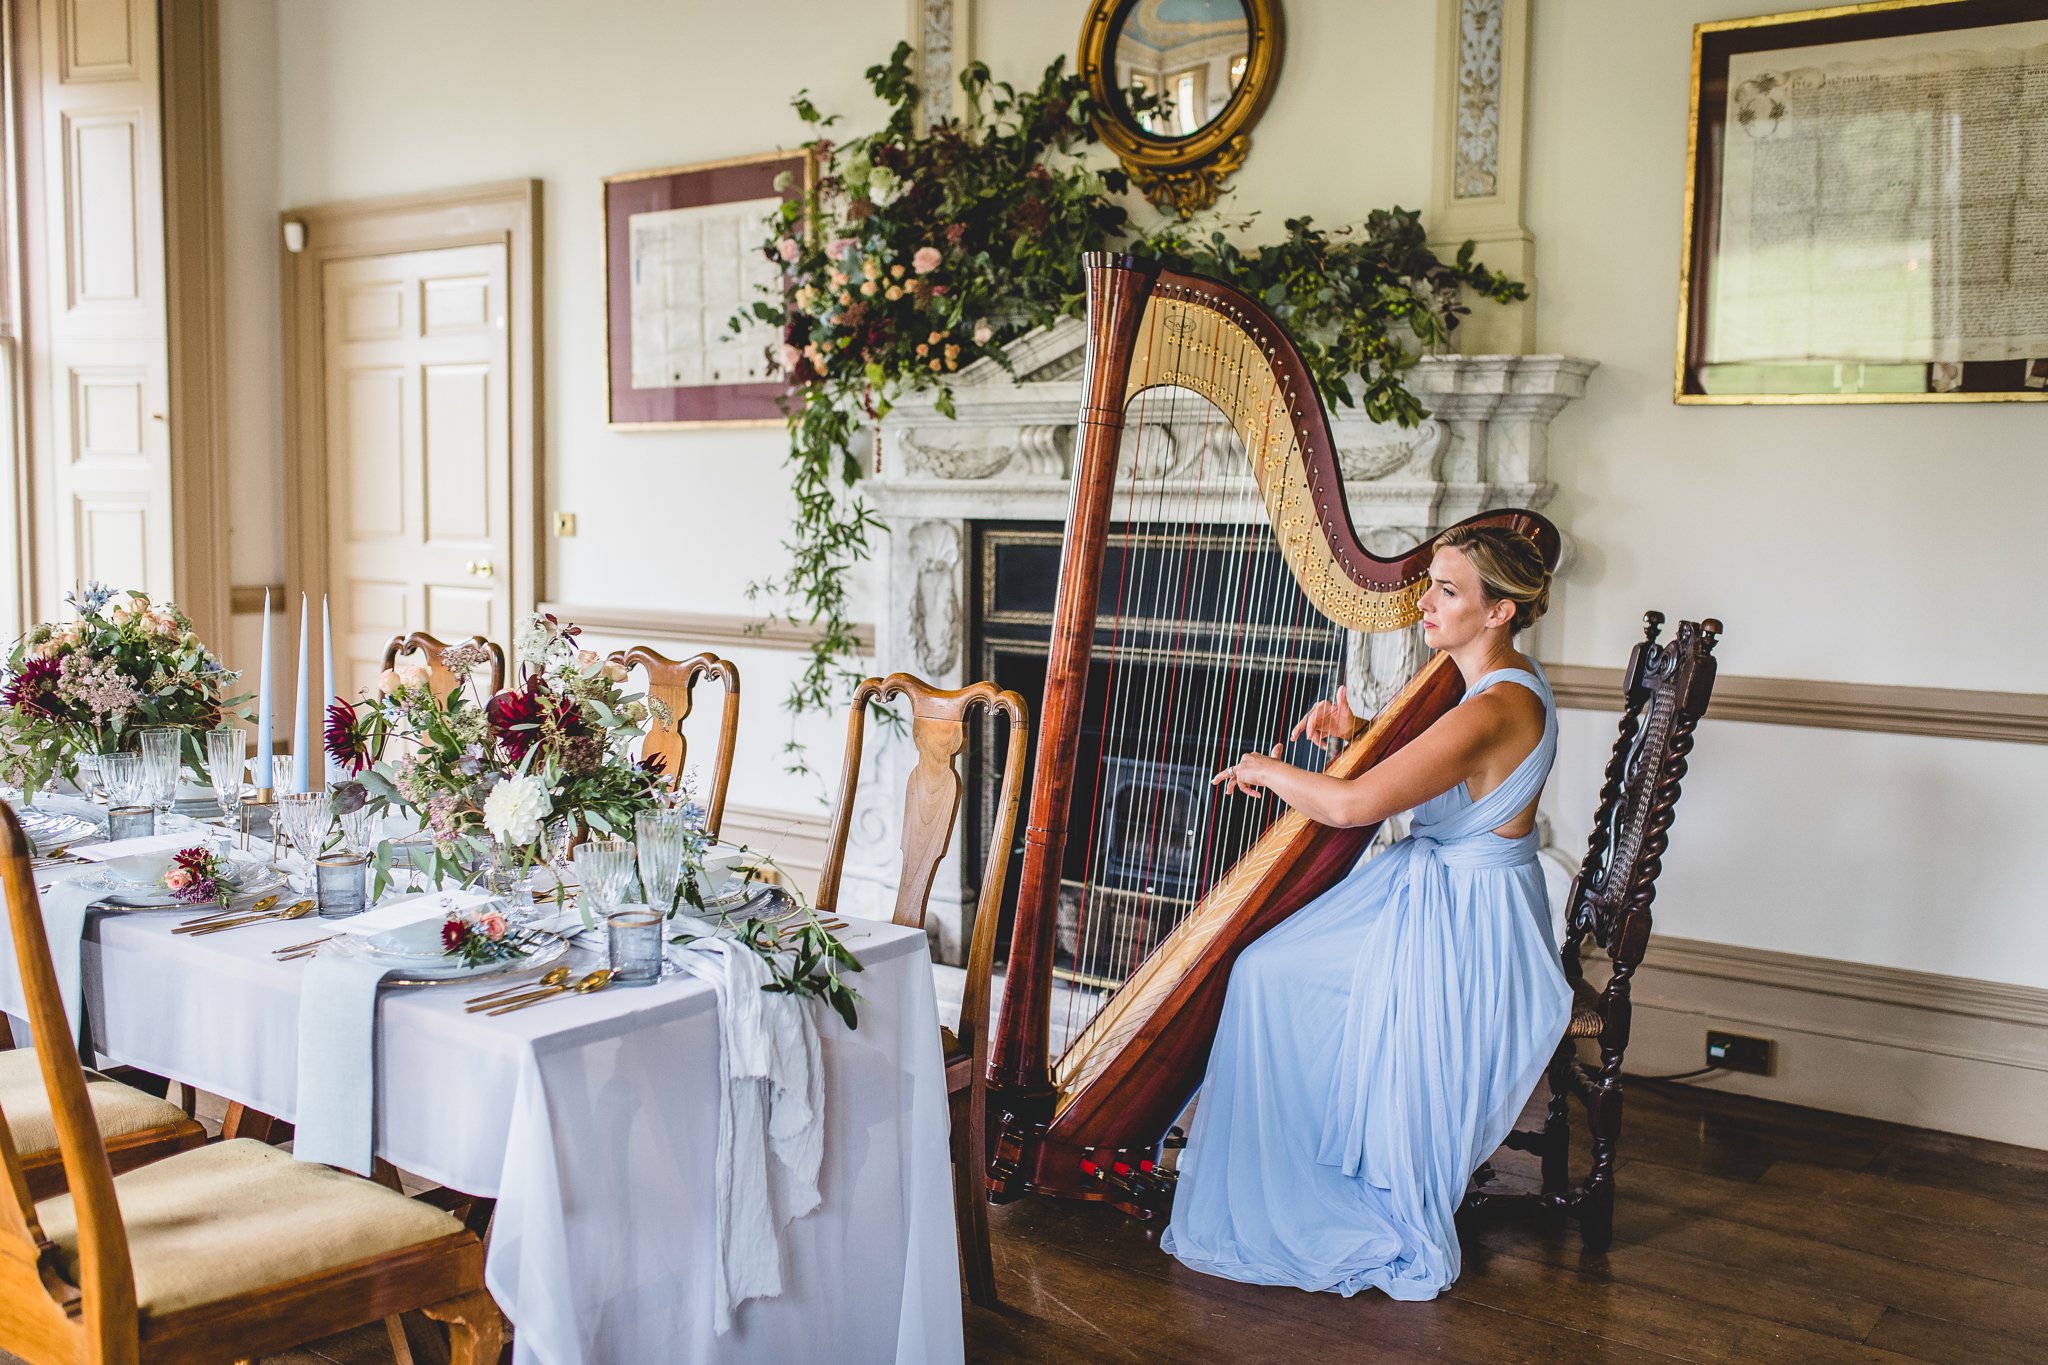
left=1160, top=665, right=1570, bottom=1300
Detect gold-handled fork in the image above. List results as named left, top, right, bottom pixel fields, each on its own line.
left=485, top=969, right=614, bottom=1016
left=463, top=966, right=572, bottom=1009
left=179, top=900, right=315, bottom=936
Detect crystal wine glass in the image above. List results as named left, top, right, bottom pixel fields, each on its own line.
left=138, top=728, right=181, bottom=819
left=634, top=809, right=688, bottom=916
left=277, top=790, right=333, bottom=867
left=205, top=727, right=247, bottom=841
left=100, top=752, right=149, bottom=806
left=572, top=838, right=638, bottom=930
left=336, top=802, right=379, bottom=856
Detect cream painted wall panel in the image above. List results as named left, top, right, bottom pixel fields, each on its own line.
left=61, top=0, right=139, bottom=81
left=1549, top=708, right=2048, bottom=992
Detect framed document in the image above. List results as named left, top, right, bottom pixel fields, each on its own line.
left=1679, top=1, right=2048, bottom=404
left=602, top=150, right=809, bottom=428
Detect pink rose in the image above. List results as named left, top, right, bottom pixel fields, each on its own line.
left=779, top=342, right=801, bottom=372
left=776, top=237, right=800, bottom=263
left=575, top=649, right=600, bottom=669
left=825, top=237, right=854, bottom=261
left=972, top=319, right=994, bottom=345
left=911, top=246, right=942, bottom=275
left=397, top=664, right=431, bottom=690
left=376, top=668, right=403, bottom=696
left=164, top=867, right=193, bottom=892
left=479, top=910, right=508, bottom=942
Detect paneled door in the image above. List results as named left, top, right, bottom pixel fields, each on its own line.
left=321, top=244, right=512, bottom=702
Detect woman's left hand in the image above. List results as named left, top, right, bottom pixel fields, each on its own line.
left=1212, top=745, right=1283, bottom=799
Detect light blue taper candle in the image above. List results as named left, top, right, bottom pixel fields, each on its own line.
left=322, top=596, right=340, bottom=784
left=254, top=588, right=274, bottom=789
left=291, top=595, right=310, bottom=793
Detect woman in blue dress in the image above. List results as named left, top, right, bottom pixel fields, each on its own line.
left=1160, top=524, right=1571, bottom=1301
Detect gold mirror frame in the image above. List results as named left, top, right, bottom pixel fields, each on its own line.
left=1079, top=0, right=1285, bottom=217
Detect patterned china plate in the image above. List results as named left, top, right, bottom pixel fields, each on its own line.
left=16, top=808, right=102, bottom=855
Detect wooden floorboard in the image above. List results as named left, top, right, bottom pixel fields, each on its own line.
left=2, top=1079, right=2041, bottom=1363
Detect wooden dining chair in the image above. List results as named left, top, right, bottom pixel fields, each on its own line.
left=380, top=632, right=506, bottom=701
left=814, top=672, right=1028, bottom=1308
left=1463, top=613, right=1722, bottom=1251
left=605, top=646, right=741, bottom=838
left=0, top=805, right=503, bottom=1363
left=0, top=1050, right=206, bottom=1202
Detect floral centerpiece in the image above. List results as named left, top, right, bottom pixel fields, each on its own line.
left=324, top=613, right=664, bottom=894
left=0, top=583, right=242, bottom=797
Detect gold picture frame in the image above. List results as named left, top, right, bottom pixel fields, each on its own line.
left=1676, top=0, right=2048, bottom=405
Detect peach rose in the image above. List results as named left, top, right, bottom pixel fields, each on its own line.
left=478, top=910, right=508, bottom=942
left=376, top=668, right=403, bottom=696
left=397, top=664, right=431, bottom=691
left=911, top=245, right=942, bottom=275
left=164, top=867, right=194, bottom=892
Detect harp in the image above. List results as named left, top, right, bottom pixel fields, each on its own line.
left=984, top=253, right=1560, bottom=1216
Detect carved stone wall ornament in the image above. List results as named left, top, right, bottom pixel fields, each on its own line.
left=1455, top=0, right=1504, bottom=199
left=906, top=520, right=962, bottom=676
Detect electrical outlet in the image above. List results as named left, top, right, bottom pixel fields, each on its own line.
left=1706, top=1030, right=1773, bottom=1075
left=553, top=512, right=577, bottom=537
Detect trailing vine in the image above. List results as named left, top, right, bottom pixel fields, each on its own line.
left=738, top=45, right=1526, bottom=739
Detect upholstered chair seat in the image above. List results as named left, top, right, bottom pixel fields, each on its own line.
left=0, top=1049, right=205, bottom=1198
left=35, top=1139, right=467, bottom=1317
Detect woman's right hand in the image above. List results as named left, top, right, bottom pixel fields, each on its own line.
left=1289, top=685, right=1362, bottom=754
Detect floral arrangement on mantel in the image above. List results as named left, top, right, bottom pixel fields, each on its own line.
left=0, top=583, right=243, bottom=796
left=324, top=612, right=664, bottom=894
left=738, top=45, right=1527, bottom=725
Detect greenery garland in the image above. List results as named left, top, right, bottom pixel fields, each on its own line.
left=738, top=45, right=1525, bottom=734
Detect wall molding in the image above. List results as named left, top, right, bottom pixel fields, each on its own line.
left=228, top=583, right=283, bottom=614
left=1544, top=662, right=2048, bottom=746
left=1607, top=934, right=2048, bottom=1150
left=718, top=800, right=831, bottom=900
left=538, top=602, right=876, bottom=656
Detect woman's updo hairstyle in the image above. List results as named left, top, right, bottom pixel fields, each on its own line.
left=1434, top=524, right=1550, bottom=633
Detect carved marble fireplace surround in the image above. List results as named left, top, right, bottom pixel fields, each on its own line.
left=846, top=317, right=1593, bottom=962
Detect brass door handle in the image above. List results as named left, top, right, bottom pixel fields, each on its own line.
left=464, top=559, right=495, bottom=580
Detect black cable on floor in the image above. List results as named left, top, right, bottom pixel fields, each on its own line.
left=1623, top=1065, right=1723, bottom=1083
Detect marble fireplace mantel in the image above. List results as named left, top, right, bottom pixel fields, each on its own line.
left=844, top=316, right=1595, bottom=960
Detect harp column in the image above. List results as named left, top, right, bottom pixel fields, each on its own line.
left=859, top=320, right=1594, bottom=962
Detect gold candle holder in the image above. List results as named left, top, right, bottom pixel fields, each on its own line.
left=242, top=787, right=280, bottom=861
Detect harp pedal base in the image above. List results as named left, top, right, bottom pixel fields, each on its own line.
left=988, top=1112, right=1177, bottom=1220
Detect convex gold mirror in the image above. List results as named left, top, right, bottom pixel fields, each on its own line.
left=1080, top=0, right=1284, bottom=217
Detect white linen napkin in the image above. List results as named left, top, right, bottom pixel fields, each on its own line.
left=68, top=832, right=194, bottom=862
left=674, top=935, right=824, bottom=1333
left=291, top=888, right=494, bottom=1174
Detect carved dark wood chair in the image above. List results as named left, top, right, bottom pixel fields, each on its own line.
left=1464, top=612, right=1722, bottom=1251
left=604, top=647, right=740, bottom=839
left=814, top=673, right=1029, bottom=1309
left=0, top=805, right=503, bottom=1364
left=380, top=632, right=506, bottom=702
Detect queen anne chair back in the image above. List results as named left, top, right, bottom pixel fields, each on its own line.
left=380, top=632, right=506, bottom=703
left=605, top=647, right=740, bottom=839
left=814, top=672, right=1028, bottom=1306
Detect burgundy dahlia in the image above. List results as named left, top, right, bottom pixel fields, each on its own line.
left=325, top=699, right=371, bottom=773
left=2, top=656, right=61, bottom=715
left=486, top=677, right=579, bottom=764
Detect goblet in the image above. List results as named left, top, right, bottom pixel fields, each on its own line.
left=277, top=790, right=333, bottom=869
left=572, top=838, right=637, bottom=930
left=205, top=727, right=248, bottom=845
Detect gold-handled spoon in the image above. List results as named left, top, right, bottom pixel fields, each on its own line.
left=181, top=900, right=314, bottom=936
left=177, top=894, right=281, bottom=929
left=464, top=965, right=571, bottom=1009
left=486, top=969, right=613, bottom=1016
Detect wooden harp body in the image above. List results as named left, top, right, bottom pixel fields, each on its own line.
left=986, top=252, right=1560, bottom=1216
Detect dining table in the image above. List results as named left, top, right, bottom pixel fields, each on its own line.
left=0, top=844, right=967, bottom=1365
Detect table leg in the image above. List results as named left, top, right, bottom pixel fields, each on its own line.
left=221, top=1102, right=293, bottom=1144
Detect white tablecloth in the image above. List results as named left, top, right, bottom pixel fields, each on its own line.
left=0, top=902, right=964, bottom=1365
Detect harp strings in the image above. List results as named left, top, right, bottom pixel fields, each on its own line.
left=1058, top=296, right=1349, bottom=1049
